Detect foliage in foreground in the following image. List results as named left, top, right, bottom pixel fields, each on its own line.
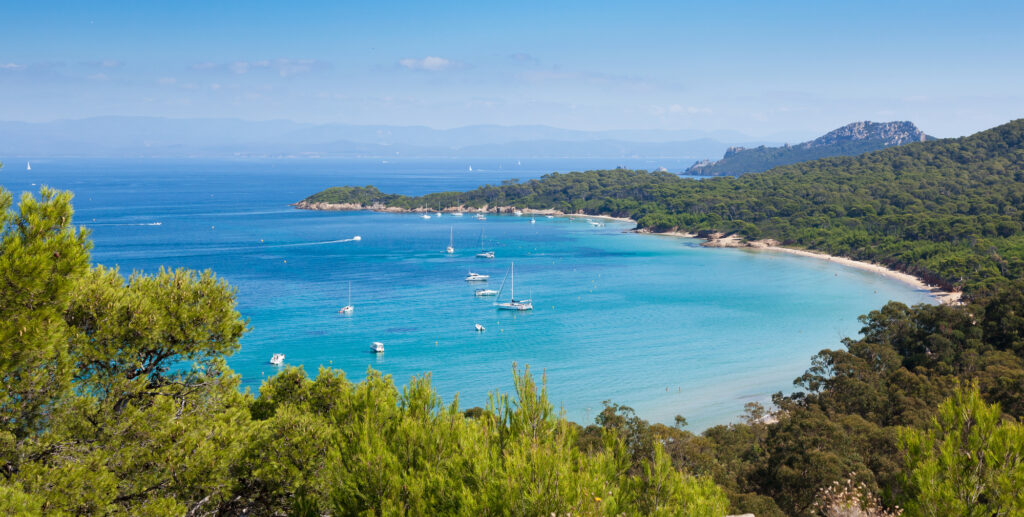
left=5, top=168, right=1024, bottom=514
left=0, top=186, right=726, bottom=514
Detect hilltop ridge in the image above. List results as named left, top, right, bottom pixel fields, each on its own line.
left=685, top=120, right=930, bottom=176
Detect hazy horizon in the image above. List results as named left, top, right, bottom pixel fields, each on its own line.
left=3, top=1, right=1024, bottom=140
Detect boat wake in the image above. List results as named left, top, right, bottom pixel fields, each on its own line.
left=261, top=236, right=362, bottom=248
left=87, top=222, right=163, bottom=226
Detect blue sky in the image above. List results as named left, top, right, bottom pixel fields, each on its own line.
left=2, top=0, right=1022, bottom=138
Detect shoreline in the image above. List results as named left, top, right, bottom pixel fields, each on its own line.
left=293, top=201, right=960, bottom=304
left=292, top=200, right=637, bottom=223
left=690, top=233, right=962, bottom=305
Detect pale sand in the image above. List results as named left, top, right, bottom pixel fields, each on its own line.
left=754, top=245, right=962, bottom=305
left=694, top=234, right=961, bottom=305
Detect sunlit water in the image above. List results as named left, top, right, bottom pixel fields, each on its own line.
left=1, top=158, right=935, bottom=429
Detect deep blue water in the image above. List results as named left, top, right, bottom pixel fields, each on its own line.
left=1, top=158, right=935, bottom=429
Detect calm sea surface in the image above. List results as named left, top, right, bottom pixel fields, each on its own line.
left=2, top=158, right=935, bottom=429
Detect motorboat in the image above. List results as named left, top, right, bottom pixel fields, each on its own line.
left=269, top=353, right=285, bottom=365
left=475, top=288, right=498, bottom=296
left=475, top=323, right=485, bottom=331
left=370, top=341, right=384, bottom=353
left=465, top=271, right=489, bottom=281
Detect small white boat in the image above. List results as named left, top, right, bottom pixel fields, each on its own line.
left=468, top=165, right=473, bottom=171
left=339, top=281, right=354, bottom=314
left=589, top=220, right=604, bottom=227
left=452, top=212, right=463, bottom=217
left=436, top=212, right=443, bottom=217
left=476, top=228, right=494, bottom=259
left=494, top=262, right=533, bottom=311
left=352, top=235, right=362, bottom=241
left=269, top=353, right=285, bottom=365
left=545, top=215, right=554, bottom=219
left=513, top=210, right=523, bottom=216
left=465, top=271, right=489, bottom=282
left=370, top=341, right=384, bottom=353
left=26, top=161, right=31, bottom=171
left=475, top=323, right=485, bottom=331
left=530, top=218, right=536, bottom=224
left=475, top=288, right=498, bottom=296
left=421, top=214, right=432, bottom=219
left=475, top=213, right=487, bottom=221
left=445, top=227, right=454, bottom=254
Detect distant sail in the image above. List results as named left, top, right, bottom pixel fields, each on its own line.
left=26, top=161, right=31, bottom=171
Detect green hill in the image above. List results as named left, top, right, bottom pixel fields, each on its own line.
left=684, top=121, right=931, bottom=176
left=302, top=119, right=1024, bottom=295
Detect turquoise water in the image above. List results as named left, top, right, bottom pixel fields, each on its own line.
left=1, top=158, right=935, bottom=429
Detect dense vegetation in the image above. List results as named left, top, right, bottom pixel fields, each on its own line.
left=0, top=187, right=728, bottom=514
left=304, top=119, right=1024, bottom=296
left=5, top=120, right=1024, bottom=516
left=684, top=121, right=929, bottom=176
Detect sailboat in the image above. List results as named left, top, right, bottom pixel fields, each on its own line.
left=475, top=228, right=494, bottom=258
left=468, top=165, right=473, bottom=172
left=26, top=162, right=31, bottom=171
left=446, top=227, right=454, bottom=254
left=494, top=263, right=533, bottom=311
left=338, top=282, right=354, bottom=314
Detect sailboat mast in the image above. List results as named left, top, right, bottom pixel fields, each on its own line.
left=348, top=281, right=351, bottom=306
left=510, top=263, right=514, bottom=301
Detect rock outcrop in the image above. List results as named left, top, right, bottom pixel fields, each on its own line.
left=684, top=121, right=930, bottom=176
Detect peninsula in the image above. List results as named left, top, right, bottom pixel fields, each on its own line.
left=298, top=119, right=1024, bottom=299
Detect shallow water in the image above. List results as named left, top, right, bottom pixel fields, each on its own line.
left=1, top=158, right=935, bottom=429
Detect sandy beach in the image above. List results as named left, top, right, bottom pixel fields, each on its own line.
left=692, top=233, right=962, bottom=305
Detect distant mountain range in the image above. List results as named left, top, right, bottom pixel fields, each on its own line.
left=684, top=121, right=932, bottom=176
left=0, top=117, right=782, bottom=160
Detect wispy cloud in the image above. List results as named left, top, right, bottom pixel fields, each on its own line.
left=190, top=59, right=326, bottom=77
left=81, top=59, right=123, bottom=69
left=507, top=53, right=539, bottom=65
left=0, top=63, right=26, bottom=71
left=398, top=56, right=461, bottom=71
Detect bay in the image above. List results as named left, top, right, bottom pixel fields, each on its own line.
left=1, top=157, right=935, bottom=429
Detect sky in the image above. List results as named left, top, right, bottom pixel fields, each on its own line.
left=2, top=0, right=1023, bottom=139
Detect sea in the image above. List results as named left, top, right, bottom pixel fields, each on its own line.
left=1, top=157, right=935, bottom=429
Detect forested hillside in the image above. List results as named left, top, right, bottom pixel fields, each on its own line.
left=304, top=119, right=1024, bottom=295
left=684, top=121, right=930, bottom=176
